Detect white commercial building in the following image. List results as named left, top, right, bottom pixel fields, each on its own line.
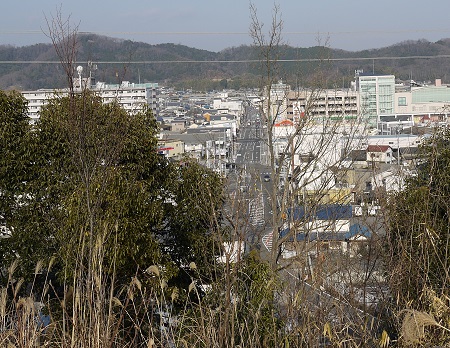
left=212, top=92, right=244, bottom=116
left=357, top=74, right=395, bottom=127
left=394, top=79, right=450, bottom=123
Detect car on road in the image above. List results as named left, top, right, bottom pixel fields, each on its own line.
left=240, top=185, right=249, bottom=193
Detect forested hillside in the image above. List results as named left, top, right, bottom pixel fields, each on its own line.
left=1, top=34, right=450, bottom=91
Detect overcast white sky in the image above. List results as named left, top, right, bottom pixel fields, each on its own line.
left=2, top=0, right=450, bottom=52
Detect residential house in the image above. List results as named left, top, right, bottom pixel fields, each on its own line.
left=366, top=145, right=393, bottom=164
left=170, top=117, right=187, bottom=133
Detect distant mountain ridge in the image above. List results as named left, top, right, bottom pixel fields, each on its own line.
left=1, top=34, right=450, bottom=91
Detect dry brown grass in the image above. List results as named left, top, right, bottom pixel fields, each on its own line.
left=399, top=309, right=450, bottom=346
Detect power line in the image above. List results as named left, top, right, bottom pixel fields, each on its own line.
left=1, top=55, right=450, bottom=65
left=1, top=29, right=450, bottom=36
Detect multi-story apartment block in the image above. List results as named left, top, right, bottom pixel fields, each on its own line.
left=95, top=81, right=159, bottom=116
left=286, top=88, right=359, bottom=122
left=22, top=81, right=159, bottom=121
left=22, top=89, right=65, bottom=123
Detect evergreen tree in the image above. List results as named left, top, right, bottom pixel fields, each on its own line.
left=0, top=91, right=31, bottom=279
left=0, top=90, right=224, bottom=291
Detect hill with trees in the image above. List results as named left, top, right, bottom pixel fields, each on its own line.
left=2, top=34, right=450, bottom=91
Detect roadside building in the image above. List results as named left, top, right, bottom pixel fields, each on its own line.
left=263, top=80, right=291, bottom=123
left=170, top=117, right=188, bottom=133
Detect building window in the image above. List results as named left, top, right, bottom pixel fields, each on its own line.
left=398, top=97, right=407, bottom=106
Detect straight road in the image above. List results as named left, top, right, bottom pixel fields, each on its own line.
left=232, top=110, right=276, bottom=253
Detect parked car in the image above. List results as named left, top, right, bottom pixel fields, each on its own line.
left=240, top=185, right=249, bottom=193
left=263, top=174, right=270, bottom=182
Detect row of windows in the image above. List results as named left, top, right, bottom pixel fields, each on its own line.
left=102, top=89, right=147, bottom=95
left=289, top=102, right=357, bottom=107
left=288, top=96, right=357, bottom=102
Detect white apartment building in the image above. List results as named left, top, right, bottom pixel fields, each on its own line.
left=95, top=81, right=159, bottom=115
left=22, top=89, right=65, bottom=123
left=286, top=88, right=359, bottom=122
left=22, top=81, right=159, bottom=121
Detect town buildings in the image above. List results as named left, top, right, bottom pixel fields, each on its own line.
left=20, top=72, right=450, bottom=185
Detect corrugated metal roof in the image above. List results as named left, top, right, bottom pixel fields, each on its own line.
left=288, top=205, right=353, bottom=221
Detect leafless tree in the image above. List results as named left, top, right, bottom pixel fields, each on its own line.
left=44, top=7, right=80, bottom=96
left=247, top=2, right=390, bottom=345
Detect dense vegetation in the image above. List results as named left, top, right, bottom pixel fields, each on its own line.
left=0, top=89, right=229, bottom=344
left=385, top=128, right=450, bottom=346
left=2, top=35, right=450, bottom=91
